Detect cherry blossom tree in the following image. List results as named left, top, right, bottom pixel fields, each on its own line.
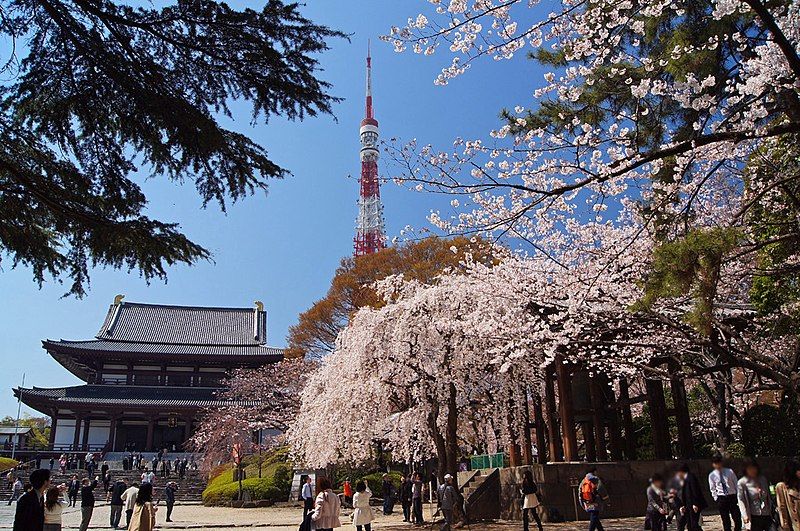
left=189, top=359, right=314, bottom=473
left=377, top=0, right=800, bottom=445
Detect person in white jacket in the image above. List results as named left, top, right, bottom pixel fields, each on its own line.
left=312, top=477, right=342, bottom=531
left=352, top=481, right=373, bottom=531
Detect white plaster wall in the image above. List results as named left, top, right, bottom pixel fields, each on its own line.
left=54, top=419, right=76, bottom=446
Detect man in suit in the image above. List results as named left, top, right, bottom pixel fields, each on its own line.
left=13, top=468, right=50, bottom=531
left=67, top=475, right=80, bottom=507
left=678, top=464, right=708, bottom=531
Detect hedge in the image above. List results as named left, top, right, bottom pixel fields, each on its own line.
left=202, top=449, right=292, bottom=506
left=362, top=471, right=403, bottom=495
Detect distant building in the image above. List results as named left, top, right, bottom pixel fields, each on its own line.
left=0, top=426, right=33, bottom=449
left=14, top=297, right=283, bottom=453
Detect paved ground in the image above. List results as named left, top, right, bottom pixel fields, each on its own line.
left=0, top=501, right=727, bottom=530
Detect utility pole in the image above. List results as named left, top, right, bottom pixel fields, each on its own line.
left=11, top=373, right=25, bottom=461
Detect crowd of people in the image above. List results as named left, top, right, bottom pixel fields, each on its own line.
left=571, top=456, right=800, bottom=531
left=8, top=453, right=184, bottom=531
left=299, top=472, right=457, bottom=531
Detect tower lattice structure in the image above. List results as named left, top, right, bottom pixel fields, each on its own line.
left=354, top=46, right=386, bottom=257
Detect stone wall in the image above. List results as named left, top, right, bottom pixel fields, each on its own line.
left=497, top=457, right=787, bottom=522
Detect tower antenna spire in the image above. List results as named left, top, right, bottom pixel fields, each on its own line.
left=354, top=41, right=385, bottom=257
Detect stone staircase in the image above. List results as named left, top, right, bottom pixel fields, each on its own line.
left=0, top=467, right=207, bottom=503
left=462, top=468, right=501, bottom=521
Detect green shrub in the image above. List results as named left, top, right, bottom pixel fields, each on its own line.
left=0, top=457, right=19, bottom=472
left=202, top=448, right=292, bottom=506
left=362, top=471, right=403, bottom=495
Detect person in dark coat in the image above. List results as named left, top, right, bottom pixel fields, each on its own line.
left=678, top=464, right=708, bottom=531
left=78, top=476, right=99, bottom=531
left=400, top=476, right=413, bottom=522
left=13, top=468, right=50, bottom=531
left=165, top=482, right=177, bottom=522
left=67, top=475, right=80, bottom=507
left=381, top=475, right=395, bottom=515
left=109, top=479, right=127, bottom=529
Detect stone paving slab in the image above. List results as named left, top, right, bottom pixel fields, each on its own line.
left=0, top=501, right=726, bottom=530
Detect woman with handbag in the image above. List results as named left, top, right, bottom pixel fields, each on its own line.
left=776, top=460, right=800, bottom=531
left=128, top=482, right=157, bottom=531
left=312, top=477, right=342, bottom=531
left=352, top=480, right=373, bottom=531
left=521, top=470, right=543, bottom=531
left=737, top=459, right=773, bottom=531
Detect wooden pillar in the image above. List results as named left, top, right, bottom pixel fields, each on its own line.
left=669, top=363, right=695, bottom=458
left=109, top=415, right=120, bottom=452
left=522, top=393, right=534, bottom=466
left=582, top=422, right=597, bottom=462
left=544, top=367, right=563, bottom=462
left=589, top=378, right=608, bottom=461
left=183, top=418, right=193, bottom=448
left=146, top=417, right=155, bottom=451
left=556, top=359, right=578, bottom=461
left=533, top=394, right=548, bottom=464
left=72, top=415, right=83, bottom=451
left=618, top=379, right=637, bottom=459
left=126, top=363, right=133, bottom=385
left=81, top=418, right=91, bottom=449
left=645, top=378, right=671, bottom=459
left=607, top=402, right=625, bottom=461
left=49, top=412, right=58, bottom=447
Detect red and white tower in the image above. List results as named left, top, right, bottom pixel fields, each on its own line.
left=354, top=45, right=386, bottom=257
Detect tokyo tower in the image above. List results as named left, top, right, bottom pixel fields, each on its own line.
left=354, top=44, right=386, bottom=257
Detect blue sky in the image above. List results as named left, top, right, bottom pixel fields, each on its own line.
left=0, top=1, right=542, bottom=417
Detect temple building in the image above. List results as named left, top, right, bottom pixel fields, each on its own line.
left=14, top=297, right=283, bottom=453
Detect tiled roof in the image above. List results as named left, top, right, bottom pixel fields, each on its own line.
left=44, top=339, right=283, bottom=359
left=16, top=385, right=262, bottom=409
left=0, top=427, right=32, bottom=435
left=96, top=302, right=267, bottom=345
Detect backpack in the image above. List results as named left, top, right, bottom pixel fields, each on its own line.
left=580, top=477, right=597, bottom=505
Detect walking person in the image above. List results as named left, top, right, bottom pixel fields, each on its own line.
left=128, top=483, right=157, bottom=531
left=101, top=462, right=109, bottom=485
left=121, top=482, right=140, bottom=529
left=678, top=464, right=707, bottom=531
left=43, top=484, right=69, bottom=531
left=109, top=478, right=127, bottom=529
left=400, top=475, right=413, bottom=523
left=776, top=459, right=800, bottom=531
left=668, top=470, right=687, bottom=531
left=165, top=481, right=177, bottom=522
left=579, top=467, right=609, bottom=531
left=310, top=477, right=341, bottom=531
left=7, top=476, right=23, bottom=505
left=343, top=478, right=353, bottom=508
left=67, top=475, right=79, bottom=507
left=352, top=480, right=374, bottom=531
left=141, top=467, right=155, bottom=485
left=13, top=468, right=51, bottom=531
left=78, top=476, right=99, bottom=531
left=709, top=455, right=742, bottom=531
left=301, top=476, right=315, bottom=520
left=412, top=472, right=426, bottom=525
left=382, top=474, right=395, bottom=515
left=437, top=474, right=458, bottom=531
left=736, top=459, right=773, bottom=531
left=48, top=458, right=54, bottom=471
left=647, top=474, right=669, bottom=531
left=521, top=470, right=543, bottom=531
